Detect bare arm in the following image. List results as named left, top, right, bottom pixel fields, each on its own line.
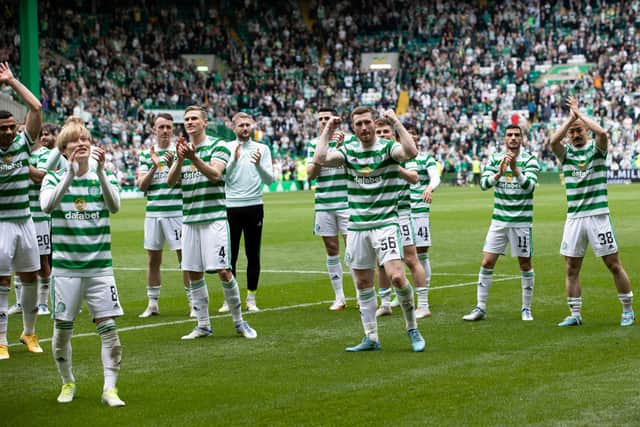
left=384, top=110, right=418, bottom=162
left=399, top=167, right=419, bottom=184
left=312, top=116, right=345, bottom=168
left=29, top=165, right=46, bottom=184
left=41, top=170, right=74, bottom=214
left=0, top=63, right=42, bottom=142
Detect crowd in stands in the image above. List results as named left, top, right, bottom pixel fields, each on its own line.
left=2, top=0, right=640, bottom=187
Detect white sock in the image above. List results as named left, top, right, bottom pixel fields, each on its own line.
left=521, top=270, right=534, bottom=310
left=618, top=292, right=633, bottom=312
left=416, top=287, right=429, bottom=308
left=97, top=320, right=121, bottom=391
left=419, top=252, right=431, bottom=286
left=477, top=268, right=493, bottom=311
left=53, top=321, right=75, bottom=384
left=326, top=255, right=345, bottom=301
left=356, top=287, right=378, bottom=342
left=0, top=287, right=9, bottom=345
left=147, top=285, right=160, bottom=306
left=14, top=276, right=22, bottom=306
left=222, top=277, right=243, bottom=324
left=190, top=280, right=210, bottom=329
left=568, top=297, right=582, bottom=317
left=184, top=286, right=192, bottom=310
left=396, top=283, right=417, bottom=330
left=20, top=281, right=38, bottom=335
left=38, top=277, right=51, bottom=307
left=378, top=287, right=392, bottom=306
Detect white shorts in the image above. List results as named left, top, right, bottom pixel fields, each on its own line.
left=181, top=221, right=231, bottom=273
left=52, top=275, right=124, bottom=321
left=412, top=216, right=432, bottom=248
left=34, top=220, right=51, bottom=256
left=144, top=216, right=183, bottom=251
left=483, top=224, right=533, bottom=258
left=314, top=210, right=349, bottom=236
left=0, top=219, right=40, bottom=275
left=398, top=216, right=416, bottom=247
left=561, top=215, right=618, bottom=257
left=345, top=224, right=403, bottom=269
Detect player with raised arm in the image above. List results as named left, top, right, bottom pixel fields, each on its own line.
left=373, top=118, right=428, bottom=319
left=167, top=106, right=256, bottom=340
left=9, top=123, right=58, bottom=316
left=41, top=121, right=125, bottom=406
left=463, top=125, right=539, bottom=322
left=137, top=113, right=191, bottom=318
left=312, top=107, right=426, bottom=352
left=307, top=107, right=351, bottom=310
left=0, top=62, right=44, bottom=359
left=550, top=96, right=634, bottom=327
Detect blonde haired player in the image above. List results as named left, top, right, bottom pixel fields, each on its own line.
left=41, top=121, right=126, bottom=406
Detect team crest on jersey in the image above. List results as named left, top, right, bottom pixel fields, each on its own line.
left=504, top=172, right=513, bottom=181
left=88, top=184, right=101, bottom=196
left=56, top=302, right=66, bottom=313
left=74, top=197, right=87, bottom=211
left=578, top=162, right=586, bottom=170
left=2, top=154, right=12, bottom=164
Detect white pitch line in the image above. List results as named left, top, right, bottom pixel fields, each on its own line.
left=7, top=274, right=521, bottom=347
left=112, top=267, right=515, bottom=278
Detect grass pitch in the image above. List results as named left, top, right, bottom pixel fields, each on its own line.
left=3, top=184, right=640, bottom=426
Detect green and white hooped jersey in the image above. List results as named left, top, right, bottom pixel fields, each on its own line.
left=138, top=145, right=182, bottom=218
left=406, top=152, right=437, bottom=217
left=29, top=146, right=51, bottom=222
left=43, top=169, right=119, bottom=277
left=481, top=151, right=540, bottom=227
left=560, top=141, right=609, bottom=219
left=307, top=136, right=349, bottom=211
left=0, top=131, right=34, bottom=222
left=180, top=136, right=230, bottom=225
left=337, top=137, right=403, bottom=231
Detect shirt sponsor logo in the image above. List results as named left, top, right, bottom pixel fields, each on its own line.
left=0, top=157, right=22, bottom=172
left=65, top=211, right=101, bottom=220
left=571, top=169, right=590, bottom=179
left=354, top=175, right=382, bottom=185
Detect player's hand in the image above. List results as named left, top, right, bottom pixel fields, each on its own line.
left=326, top=116, right=342, bottom=133
left=149, top=145, right=161, bottom=168
left=508, top=152, right=518, bottom=170
left=422, top=187, right=433, bottom=203
left=383, top=109, right=399, bottom=126
left=92, top=147, right=106, bottom=173
left=175, top=136, right=187, bottom=160
left=566, top=96, right=580, bottom=121
left=0, top=62, right=15, bottom=84
left=181, top=141, right=196, bottom=160
left=163, top=150, right=175, bottom=167
left=331, top=129, right=345, bottom=147
left=497, top=156, right=509, bottom=176
left=234, top=143, right=241, bottom=161
left=250, top=148, right=262, bottom=165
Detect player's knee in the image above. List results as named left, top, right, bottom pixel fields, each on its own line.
left=218, top=269, right=234, bottom=282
